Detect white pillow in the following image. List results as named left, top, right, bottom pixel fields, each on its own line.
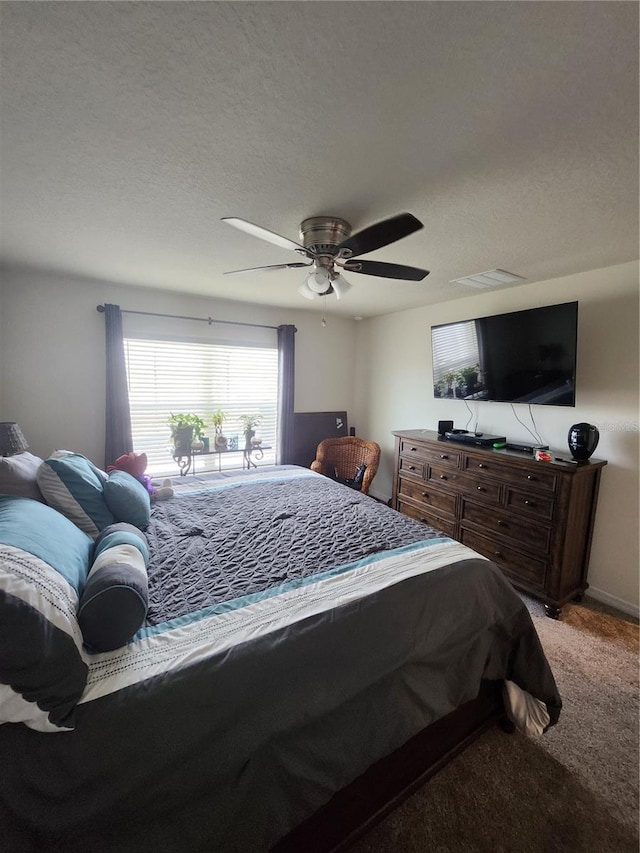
left=0, top=451, right=45, bottom=502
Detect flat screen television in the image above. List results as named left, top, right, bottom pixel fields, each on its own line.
left=431, top=301, right=578, bottom=406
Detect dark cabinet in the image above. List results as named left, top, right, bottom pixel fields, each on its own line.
left=392, top=430, right=607, bottom=617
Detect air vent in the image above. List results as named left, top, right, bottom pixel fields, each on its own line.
left=451, top=269, right=527, bottom=289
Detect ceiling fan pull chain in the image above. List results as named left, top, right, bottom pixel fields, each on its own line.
left=321, top=295, right=327, bottom=328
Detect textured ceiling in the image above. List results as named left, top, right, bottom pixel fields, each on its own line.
left=1, top=1, right=638, bottom=318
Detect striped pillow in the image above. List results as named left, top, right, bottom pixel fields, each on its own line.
left=78, top=523, right=149, bottom=652
left=37, top=451, right=114, bottom=538
left=0, top=496, right=92, bottom=732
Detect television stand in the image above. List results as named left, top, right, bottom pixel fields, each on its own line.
left=392, top=429, right=607, bottom=617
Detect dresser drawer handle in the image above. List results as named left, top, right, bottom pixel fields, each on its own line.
left=440, top=474, right=447, bottom=480
left=408, top=465, right=416, bottom=471
left=477, top=486, right=484, bottom=492
left=527, top=474, right=535, bottom=480
left=478, top=463, right=486, bottom=469
left=493, top=550, right=503, bottom=559
left=497, top=519, right=507, bottom=527
left=440, top=454, right=449, bottom=459
left=421, top=491, right=429, bottom=498
left=410, top=446, right=417, bottom=452
left=524, top=499, right=535, bottom=506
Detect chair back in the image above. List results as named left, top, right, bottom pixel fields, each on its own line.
left=311, top=436, right=381, bottom=495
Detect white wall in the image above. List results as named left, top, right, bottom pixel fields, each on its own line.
left=0, top=266, right=356, bottom=465
left=354, top=261, right=639, bottom=615
left=1, top=261, right=637, bottom=615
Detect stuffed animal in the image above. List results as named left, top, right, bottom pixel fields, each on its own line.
left=107, top=452, right=174, bottom=500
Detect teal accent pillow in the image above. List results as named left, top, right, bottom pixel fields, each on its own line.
left=79, top=523, right=149, bottom=652
left=103, top=471, right=151, bottom=530
left=0, top=495, right=92, bottom=731
left=37, top=451, right=114, bottom=538
left=0, top=494, right=93, bottom=593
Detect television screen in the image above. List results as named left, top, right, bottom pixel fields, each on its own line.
left=431, top=302, right=578, bottom=406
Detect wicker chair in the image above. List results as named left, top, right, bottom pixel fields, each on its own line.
left=310, top=436, right=381, bottom=495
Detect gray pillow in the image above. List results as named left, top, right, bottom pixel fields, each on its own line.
left=0, top=452, right=45, bottom=502
left=78, top=523, right=149, bottom=652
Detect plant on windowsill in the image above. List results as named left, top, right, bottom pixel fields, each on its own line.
left=434, top=379, right=446, bottom=398
left=168, top=413, right=207, bottom=456
left=456, top=366, right=479, bottom=398
left=210, top=408, right=228, bottom=450
left=443, top=371, right=459, bottom=398
left=238, top=413, right=262, bottom=450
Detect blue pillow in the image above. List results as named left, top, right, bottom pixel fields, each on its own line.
left=103, top=470, right=151, bottom=530
left=78, top=523, right=149, bottom=652
left=37, top=451, right=114, bottom=538
left=0, top=495, right=92, bottom=731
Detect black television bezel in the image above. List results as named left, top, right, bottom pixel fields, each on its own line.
left=430, top=301, right=579, bottom=407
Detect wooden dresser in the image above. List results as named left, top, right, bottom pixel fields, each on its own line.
left=392, top=429, right=607, bottom=617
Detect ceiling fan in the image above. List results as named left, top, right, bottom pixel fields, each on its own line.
left=221, top=212, right=429, bottom=301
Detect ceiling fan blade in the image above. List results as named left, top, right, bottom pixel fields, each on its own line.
left=342, top=259, right=430, bottom=281
left=224, top=262, right=312, bottom=276
left=221, top=217, right=310, bottom=255
left=336, top=213, right=423, bottom=258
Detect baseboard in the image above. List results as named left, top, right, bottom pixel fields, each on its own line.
left=585, top=586, right=639, bottom=620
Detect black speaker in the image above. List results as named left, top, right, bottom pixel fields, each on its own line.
left=438, top=420, right=454, bottom=436
left=568, top=423, right=599, bottom=461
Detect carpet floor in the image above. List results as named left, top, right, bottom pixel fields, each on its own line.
left=350, top=598, right=639, bottom=853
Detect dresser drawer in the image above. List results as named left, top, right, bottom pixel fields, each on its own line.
left=398, top=478, right=457, bottom=515
left=399, top=455, right=425, bottom=479
left=400, top=439, right=461, bottom=468
left=453, top=473, right=502, bottom=506
left=461, top=500, right=552, bottom=554
left=398, top=501, right=457, bottom=538
left=427, top=464, right=466, bottom=488
left=462, top=455, right=558, bottom=492
left=461, top=529, right=547, bottom=589
left=505, top=487, right=555, bottom=521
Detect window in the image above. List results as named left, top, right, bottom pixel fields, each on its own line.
left=124, top=337, right=278, bottom=476
left=431, top=320, right=481, bottom=387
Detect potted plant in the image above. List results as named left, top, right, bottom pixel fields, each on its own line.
left=457, top=366, right=478, bottom=397
left=168, top=413, right=207, bottom=455
left=443, top=371, right=458, bottom=398
left=434, top=379, right=446, bottom=398
left=238, top=413, right=262, bottom=450
left=210, top=408, right=228, bottom=450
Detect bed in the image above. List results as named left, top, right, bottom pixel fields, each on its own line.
left=0, top=462, right=561, bottom=853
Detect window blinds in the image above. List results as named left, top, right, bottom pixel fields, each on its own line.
left=124, top=337, right=278, bottom=475
left=431, top=320, right=481, bottom=384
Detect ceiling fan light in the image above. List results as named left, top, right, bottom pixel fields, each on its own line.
left=307, top=267, right=331, bottom=294
left=298, top=281, right=316, bottom=300
left=330, top=273, right=352, bottom=300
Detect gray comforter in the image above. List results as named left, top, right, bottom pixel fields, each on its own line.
left=0, top=467, right=561, bottom=853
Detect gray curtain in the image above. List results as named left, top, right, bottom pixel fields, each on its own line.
left=276, top=325, right=296, bottom=465
left=104, top=303, right=133, bottom=468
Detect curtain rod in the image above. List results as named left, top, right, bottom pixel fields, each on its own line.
left=96, top=304, right=287, bottom=332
